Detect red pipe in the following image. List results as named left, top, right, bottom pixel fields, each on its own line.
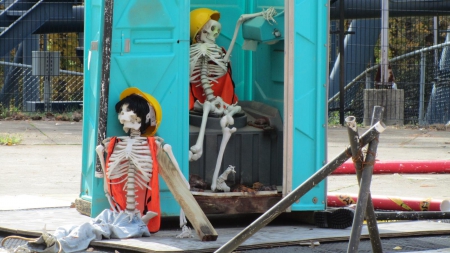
left=332, top=160, right=450, bottom=174
left=327, top=193, right=450, bottom=211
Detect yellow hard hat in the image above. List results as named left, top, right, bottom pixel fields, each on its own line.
left=190, top=8, right=220, bottom=43
left=119, top=87, right=162, bottom=137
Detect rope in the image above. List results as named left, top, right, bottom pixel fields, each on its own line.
left=1, top=235, right=62, bottom=253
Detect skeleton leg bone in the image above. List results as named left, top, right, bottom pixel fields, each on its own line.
left=211, top=125, right=236, bottom=192
left=216, top=166, right=236, bottom=192
left=189, top=101, right=212, bottom=161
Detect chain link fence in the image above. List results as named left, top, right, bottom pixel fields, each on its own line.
left=329, top=1, right=450, bottom=126
left=0, top=1, right=84, bottom=114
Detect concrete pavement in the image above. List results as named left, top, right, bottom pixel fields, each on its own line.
left=0, top=120, right=82, bottom=210
left=0, top=120, right=449, bottom=209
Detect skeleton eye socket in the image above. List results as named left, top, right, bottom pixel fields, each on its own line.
left=211, top=25, right=216, bottom=31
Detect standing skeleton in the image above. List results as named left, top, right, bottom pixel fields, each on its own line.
left=96, top=88, right=192, bottom=237
left=189, top=7, right=276, bottom=192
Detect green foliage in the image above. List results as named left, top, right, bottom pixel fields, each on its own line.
left=328, top=111, right=341, bottom=126
left=0, top=133, right=22, bottom=146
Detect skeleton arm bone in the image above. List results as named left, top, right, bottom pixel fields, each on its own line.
left=189, top=101, right=211, bottom=161
left=95, top=145, right=107, bottom=178
left=95, top=144, right=120, bottom=212
left=223, top=7, right=277, bottom=63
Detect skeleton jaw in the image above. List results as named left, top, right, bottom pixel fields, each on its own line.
left=122, top=122, right=141, bottom=133
left=118, top=104, right=142, bottom=134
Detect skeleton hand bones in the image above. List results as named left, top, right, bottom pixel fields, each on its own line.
left=223, top=7, right=277, bottom=63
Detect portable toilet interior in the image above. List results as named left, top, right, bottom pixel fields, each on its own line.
left=80, top=0, right=328, bottom=218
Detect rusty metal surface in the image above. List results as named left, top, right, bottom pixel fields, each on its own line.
left=194, top=194, right=282, bottom=215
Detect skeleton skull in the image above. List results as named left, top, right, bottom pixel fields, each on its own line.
left=199, top=19, right=221, bottom=44
left=118, top=104, right=141, bottom=133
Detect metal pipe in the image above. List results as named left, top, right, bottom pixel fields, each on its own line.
left=214, top=122, right=386, bottom=253
left=434, top=16, right=439, bottom=77
left=381, top=0, right=389, bottom=86
left=0, top=61, right=82, bottom=76
left=419, top=52, right=426, bottom=125
left=339, top=0, right=345, bottom=125
left=345, top=115, right=382, bottom=253
left=328, top=194, right=449, bottom=212
left=334, top=160, right=450, bottom=174
left=347, top=106, right=384, bottom=253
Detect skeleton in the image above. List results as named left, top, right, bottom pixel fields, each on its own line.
left=215, top=165, right=236, bottom=192
left=96, top=93, right=191, bottom=237
left=189, top=7, right=277, bottom=191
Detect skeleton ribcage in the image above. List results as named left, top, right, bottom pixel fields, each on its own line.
left=190, top=43, right=227, bottom=84
left=107, top=138, right=154, bottom=212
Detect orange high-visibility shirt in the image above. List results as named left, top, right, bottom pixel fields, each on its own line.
left=189, top=50, right=238, bottom=110
left=105, top=136, right=161, bottom=233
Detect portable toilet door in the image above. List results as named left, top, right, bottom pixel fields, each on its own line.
left=283, top=0, right=328, bottom=211
left=80, top=0, right=190, bottom=217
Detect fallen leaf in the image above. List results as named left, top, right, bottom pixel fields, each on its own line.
left=393, top=246, right=402, bottom=250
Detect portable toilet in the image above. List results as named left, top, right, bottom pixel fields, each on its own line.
left=79, top=0, right=328, bottom=218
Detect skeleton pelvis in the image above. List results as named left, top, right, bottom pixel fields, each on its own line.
left=189, top=109, right=247, bottom=129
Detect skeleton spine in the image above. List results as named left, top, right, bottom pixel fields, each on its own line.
left=126, top=164, right=136, bottom=212
left=125, top=130, right=140, bottom=213
left=201, top=57, right=215, bottom=102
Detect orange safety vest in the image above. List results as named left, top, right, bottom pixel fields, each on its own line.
left=189, top=50, right=238, bottom=110
left=105, top=136, right=161, bottom=233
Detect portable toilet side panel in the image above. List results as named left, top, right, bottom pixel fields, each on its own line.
left=284, top=0, right=328, bottom=211
left=81, top=0, right=107, bottom=215
left=81, top=0, right=190, bottom=217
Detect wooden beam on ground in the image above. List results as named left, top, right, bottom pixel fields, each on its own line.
left=157, top=148, right=218, bottom=241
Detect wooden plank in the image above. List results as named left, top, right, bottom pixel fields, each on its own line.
left=96, top=0, right=114, bottom=175
left=2, top=209, right=450, bottom=252
left=157, top=148, right=218, bottom=241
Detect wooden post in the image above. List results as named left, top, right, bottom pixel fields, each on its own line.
left=157, top=148, right=218, bottom=241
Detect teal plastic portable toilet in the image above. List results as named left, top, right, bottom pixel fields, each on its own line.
left=80, top=0, right=328, bottom=217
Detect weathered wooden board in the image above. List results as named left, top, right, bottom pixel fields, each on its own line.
left=2, top=208, right=450, bottom=252
left=157, top=148, right=218, bottom=241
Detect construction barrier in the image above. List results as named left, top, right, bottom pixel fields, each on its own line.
left=328, top=193, right=450, bottom=212
left=332, top=160, right=450, bottom=174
